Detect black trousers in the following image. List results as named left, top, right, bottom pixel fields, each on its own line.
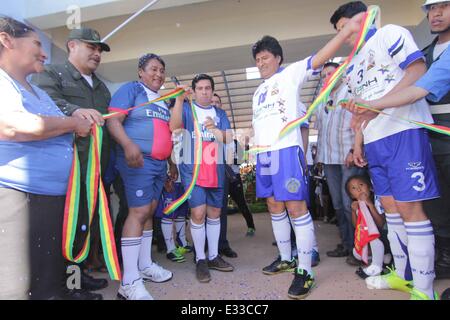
left=0, top=188, right=65, bottom=300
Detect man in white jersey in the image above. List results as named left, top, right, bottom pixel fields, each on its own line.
left=331, top=1, right=440, bottom=300
left=251, top=16, right=363, bottom=299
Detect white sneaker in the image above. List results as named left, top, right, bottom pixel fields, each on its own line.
left=117, top=279, right=153, bottom=300
left=140, top=262, right=173, bottom=283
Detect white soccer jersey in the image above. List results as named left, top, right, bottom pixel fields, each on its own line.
left=252, top=56, right=319, bottom=153
left=345, top=24, right=433, bottom=144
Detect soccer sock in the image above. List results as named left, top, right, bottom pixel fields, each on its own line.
left=174, top=216, right=188, bottom=247
left=138, top=230, right=153, bottom=271
left=363, top=239, right=384, bottom=276
left=121, top=237, right=142, bottom=285
left=161, top=218, right=176, bottom=253
left=190, top=220, right=206, bottom=262
left=405, top=220, right=435, bottom=299
left=291, top=212, right=314, bottom=275
left=271, top=210, right=292, bottom=261
left=206, top=217, right=221, bottom=260
left=385, top=213, right=412, bottom=281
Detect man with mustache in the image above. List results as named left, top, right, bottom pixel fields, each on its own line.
left=32, top=27, right=111, bottom=300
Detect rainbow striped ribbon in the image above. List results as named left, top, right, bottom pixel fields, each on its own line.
left=338, top=99, right=450, bottom=137
left=249, top=6, right=380, bottom=154
left=63, top=125, right=121, bottom=280
left=163, top=97, right=202, bottom=214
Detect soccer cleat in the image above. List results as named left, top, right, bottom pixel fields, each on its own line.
left=410, top=288, right=439, bottom=300
left=177, top=244, right=194, bottom=254
left=262, top=256, right=296, bottom=275
left=288, top=268, right=315, bottom=300
left=246, top=228, right=256, bottom=237
left=140, top=262, right=173, bottom=283
left=365, top=267, right=413, bottom=293
left=117, top=279, right=153, bottom=300
left=166, top=248, right=186, bottom=263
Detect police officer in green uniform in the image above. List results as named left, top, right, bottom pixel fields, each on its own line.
left=421, top=0, right=450, bottom=280
left=32, top=28, right=111, bottom=299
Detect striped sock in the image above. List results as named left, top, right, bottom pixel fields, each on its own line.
left=190, top=220, right=206, bottom=262
left=291, top=212, right=314, bottom=275
left=385, top=213, right=412, bottom=281
left=138, top=230, right=153, bottom=271
left=271, top=210, right=292, bottom=261
left=206, top=217, right=221, bottom=260
left=405, top=220, right=435, bottom=299
left=161, top=218, right=176, bottom=253
left=174, top=217, right=188, bottom=247
left=121, top=237, right=142, bottom=285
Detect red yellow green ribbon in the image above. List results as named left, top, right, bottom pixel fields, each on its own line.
left=338, top=99, right=450, bottom=137
left=104, top=87, right=185, bottom=119
left=63, top=125, right=121, bottom=280
left=163, top=97, right=202, bottom=214
left=249, top=6, right=380, bottom=154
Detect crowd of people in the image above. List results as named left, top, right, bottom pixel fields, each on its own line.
left=0, top=0, right=449, bottom=300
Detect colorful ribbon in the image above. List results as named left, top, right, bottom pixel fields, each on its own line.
left=338, top=99, right=450, bottom=137
left=163, top=97, right=202, bottom=214
left=103, top=87, right=185, bottom=119
left=249, top=6, right=380, bottom=154
left=63, top=125, right=121, bottom=280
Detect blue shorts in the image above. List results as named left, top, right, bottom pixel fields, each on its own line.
left=365, top=129, right=440, bottom=202
left=116, top=153, right=167, bottom=208
left=185, top=185, right=224, bottom=209
left=256, top=145, right=309, bottom=202
left=154, top=183, right=190, bottom=219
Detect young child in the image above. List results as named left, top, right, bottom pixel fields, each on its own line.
left=346, top=175, right=386, bottom=279
left=155, top=175, right=192, bottom=263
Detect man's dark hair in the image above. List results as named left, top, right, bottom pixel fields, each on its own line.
left=252, top=35, right=284, bottom=64
left=213, top=93, right=222, bottom=102
left=138, top=53, right=166, bottom=71
left=192, top=73, right=215, bottom=91
left=330, top=1, right=367, bottom=30
left=0, top=16, right=34, bottom=53
left=323, top=62, right=340, bottom=69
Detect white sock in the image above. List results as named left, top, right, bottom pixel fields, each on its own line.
left=291, top=212, right=314, bottom=275
left=369, top=238, right=385, bottom=270
left=363, top=264, right=382, bottom=276
left=206, top=217, right=221, bottom=260
left=385, top=213, right=412, bottom=280
left=161, top=218, right=176, bottom=253
left=138, top=230, right=153, bottom=271
left=271, top=211, right=292, bottom=261
left=405, top=220, right=435, bottom=299
left=121, top=237, right=142, bottom=285
left=175, top=217, right=188, bottom=247
left=190, top=220, right=206, bottom=261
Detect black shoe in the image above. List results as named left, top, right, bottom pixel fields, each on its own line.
left=441, top=288, right=450, bottom=300
left=288, top=269, right=315, bottom=300
left=262, top=256, right=296, bottom=275
left=346, top=255, right=361, bottom=266
left=208, top=256, right=234, bottom=272
left=355, top=267, right=370, bottom=279
left=81, top=272, right=108, bottom=291
left=196, top=259, right=211, bottom=283
left=326, top=246, right=349, bottom=257
left=219, top=247, right=238, bottom=258
left=62, top=288, right=103, bottom=300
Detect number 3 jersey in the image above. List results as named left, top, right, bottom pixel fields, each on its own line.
left=345, top=25, right=433, bottom=144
